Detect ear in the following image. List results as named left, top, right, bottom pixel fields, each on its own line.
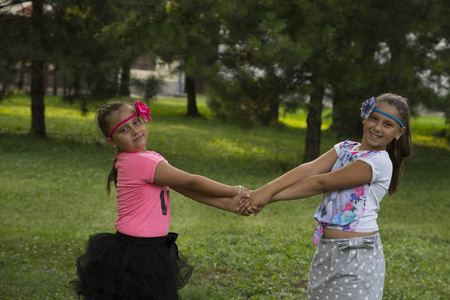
left=105, top=137, right=116, bottom=148
left=396, top=126, right=406, bottom=140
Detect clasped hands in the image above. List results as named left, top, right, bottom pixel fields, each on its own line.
left=230, top=186, right=270, bottom=216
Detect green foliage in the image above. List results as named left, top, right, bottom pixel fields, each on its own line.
left=205, top=0, right=313, bottom=126
left=325, top=0, right=450, bottom=136
left=132, top=76, right=164, bottom=101
left=0, top=96, right=449, bottom=299
left=202, top=0, right=450, bottom=134
left=2, top=0, right=449, bottom=138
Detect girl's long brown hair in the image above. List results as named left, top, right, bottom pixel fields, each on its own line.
left=375, top=93, right=413, bottom=195
left=96, top=101, right=129, bottom=196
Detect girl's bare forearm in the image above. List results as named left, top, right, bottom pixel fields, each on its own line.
left=173, top=187, right=232, bottom=211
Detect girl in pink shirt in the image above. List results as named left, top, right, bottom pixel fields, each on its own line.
left=73, top=100, right=249, bottom=300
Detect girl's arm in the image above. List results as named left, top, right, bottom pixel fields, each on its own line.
left=270, top=160, right=372, bottom=202
left=246, top=148, right=339, bottom=210
left=153, top=161, right=240, bottom=197
left=172, top=187, right=251, bottom=215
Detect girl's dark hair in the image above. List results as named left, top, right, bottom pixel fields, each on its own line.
left=96, top=101, right=130, bottom=196
left=375, top=93, right=413, bottom=195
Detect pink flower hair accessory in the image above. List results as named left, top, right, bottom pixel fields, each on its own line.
left=108, top=100, right=152, bottom=138
left=135, top=100, right=152, bottom=122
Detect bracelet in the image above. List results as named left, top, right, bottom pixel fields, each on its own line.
left=238, top=185, right=242, bottom=194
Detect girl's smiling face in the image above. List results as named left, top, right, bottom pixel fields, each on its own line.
left=106, top=105, right=148, bottom=153
left=360, top=102, right=406, bottom=151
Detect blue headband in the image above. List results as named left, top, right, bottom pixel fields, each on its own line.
left=373, top=108, right=404, bottom=127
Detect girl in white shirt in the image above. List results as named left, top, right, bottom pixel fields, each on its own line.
left=245, top=93, right=412, bottom=300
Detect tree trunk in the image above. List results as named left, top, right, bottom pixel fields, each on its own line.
left=268, top=98, right=280, bottom=126
left=73, top=69, right=81, bottom=99
left=120, top=59, right=132, bottom=97
left=304, top=81, right=324, bottom=163
left=17, top=60, right=25, bottom=90
left=260, top=98, right=280, bottom=126
left=330, top=92, right=362, bottom=138
left=63, top=80, right=67, bottom=97
left=30, top=0, right=46, bottom=138
left=185, top=75, right=199, bottom=117
left=53, top=65, right=58, bottom=96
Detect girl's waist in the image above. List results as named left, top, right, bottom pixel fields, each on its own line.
left=115, top=231, right=178, bottom=247
left=322, top=227, right=377, bottom=239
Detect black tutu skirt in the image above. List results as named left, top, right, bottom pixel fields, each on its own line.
left=73, top=231, right=193, bottom=300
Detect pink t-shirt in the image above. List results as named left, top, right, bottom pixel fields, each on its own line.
left=114, top=151, right=171, bottom=237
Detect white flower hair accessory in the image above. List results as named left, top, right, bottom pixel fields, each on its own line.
left=360, top=97, right=376, bottom=119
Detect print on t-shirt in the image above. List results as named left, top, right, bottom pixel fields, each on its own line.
left=160, top=189, right=168, bottom=215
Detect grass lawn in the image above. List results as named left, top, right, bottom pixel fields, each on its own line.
left=0, top=94, right=449, bottom=299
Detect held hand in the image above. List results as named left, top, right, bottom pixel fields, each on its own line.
left=246, top=188, right=271, bottom=216
left=230, top=186, right=251, bottom=216
left=252, top=205, right=265, bottom=216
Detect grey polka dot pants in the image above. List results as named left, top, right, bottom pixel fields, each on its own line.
left=307, top=233, right=385, bottom=300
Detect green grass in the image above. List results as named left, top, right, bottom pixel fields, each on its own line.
left=0, top=94, right=449, bottom=299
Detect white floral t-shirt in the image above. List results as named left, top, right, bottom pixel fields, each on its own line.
left=313, top=140, right=393, bottom=245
